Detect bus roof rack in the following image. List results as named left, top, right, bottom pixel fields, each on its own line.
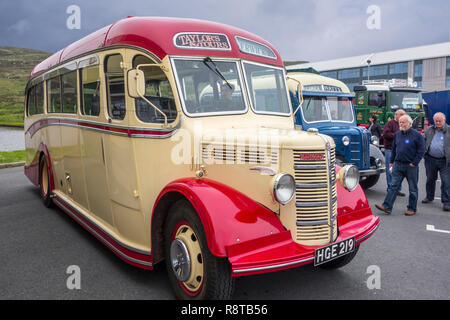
left=361, top=78, right=418, bottom=88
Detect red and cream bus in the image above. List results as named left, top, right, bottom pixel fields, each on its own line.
left=24, top=17, right=379, bottom=299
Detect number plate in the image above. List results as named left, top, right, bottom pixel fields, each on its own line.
left=314, top=237, right=355, bottom=266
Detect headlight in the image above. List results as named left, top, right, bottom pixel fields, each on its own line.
left=342, top=136, right=350, bottom=146
left=371, top=135, right=379, bottom=146
left=273, top=173, right=295, bottom=205
left=375, top=158, right=382, bottom=168
left=337, top=165, right=359, bottom=191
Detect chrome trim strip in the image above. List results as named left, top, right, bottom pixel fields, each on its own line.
left=294, top=164, right=327, bottom=170
left=26, top=117, right=180, bottom=139
left=233, top=257, right=314, bottom=274
left=296, top=219, right=329, bottom=226
left=296, top=201, right=328, bottom=207
left=296, top=183, right=328, bottom=189
left=53, top=196, right=152, bottom=258
left=356, top=224, right=379, bottom=244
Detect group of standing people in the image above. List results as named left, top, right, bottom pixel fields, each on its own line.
left=369, top=110, right=450, bottom=215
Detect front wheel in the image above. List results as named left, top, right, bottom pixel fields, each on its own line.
left=164, top=199, right=235, bottom=300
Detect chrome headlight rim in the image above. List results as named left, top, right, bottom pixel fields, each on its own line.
left=342, top=136, right=350, bottom=146
left=338, top=165, right=360, bottom=192
left=371, top=135, right=379, bottom=146
left=273, top=173, right=296, bottom=205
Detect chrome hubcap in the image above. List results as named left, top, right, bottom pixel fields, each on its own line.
left=170, top=238, right=191, bottom=282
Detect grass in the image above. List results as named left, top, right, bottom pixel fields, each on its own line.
left=0, top=150, right=25, bottom=164
left=0, top=46, right=51, bottom=126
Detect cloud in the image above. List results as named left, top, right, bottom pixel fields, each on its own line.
left=7, top=19, right=31, bottom=35
left=0, top=0, right=448, bottom=63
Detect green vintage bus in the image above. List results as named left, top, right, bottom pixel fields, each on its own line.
left=354, top=79, right=425, bottom=132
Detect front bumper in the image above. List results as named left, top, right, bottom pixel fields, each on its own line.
left=359, top=166, right=386, bottom=177
left=227, top=208, right=379, bottom=277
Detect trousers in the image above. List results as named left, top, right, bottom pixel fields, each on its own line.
left=424, top=155, right=450, bottom=205
left=382, top=161, right=419, bottom=212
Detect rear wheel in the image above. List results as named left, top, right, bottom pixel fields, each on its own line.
left=164, top=199, right=234, bottom=300
left=39, top=156, right=53, bottom=208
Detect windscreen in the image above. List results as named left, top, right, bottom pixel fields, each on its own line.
left=390, top=91, right=422, bottom=111
left=328, top=97, right=354, bottom=122
left=242, top=62, right=290, bottom=115
left=172, top=59, right=246, bottom=116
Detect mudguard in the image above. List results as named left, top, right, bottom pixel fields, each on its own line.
left=153, top=178, right=286, bottom=258
left=369, top=143, right=385, bottom=165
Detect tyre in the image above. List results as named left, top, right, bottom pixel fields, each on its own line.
left=359, top=174, right=380, bottom=189
left=164, top=199, right=235, bottom=300
left=318, top=245, right=359, bottom=270
left=39, top=156, right=53, bottom=208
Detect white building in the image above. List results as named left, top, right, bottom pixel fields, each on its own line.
left=286, top=42, right=450, bottom=93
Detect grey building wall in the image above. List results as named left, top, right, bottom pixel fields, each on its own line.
left=422, top=57, right=447, bottom=92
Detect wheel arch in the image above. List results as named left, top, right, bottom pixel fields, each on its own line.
left=150, top=178, right=285, bottom=264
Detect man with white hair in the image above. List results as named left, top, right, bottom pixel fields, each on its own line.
left=422, top=112, right=450, bottom=211
left=376, top=114, right=425, bottom=216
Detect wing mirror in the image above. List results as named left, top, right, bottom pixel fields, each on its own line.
left=127, top=65, right=168, bottom=126
left=127, top=69, right=146, bottom=98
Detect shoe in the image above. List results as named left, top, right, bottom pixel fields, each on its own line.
left=444, top=205, right=450, bottom=212
left=375, top=204, right=391, bottom=215
left=422, top=198, right=433, bottom=204
left=405, top=210, right=416, bottom=216
left=397, top=192, right=406, bottom=197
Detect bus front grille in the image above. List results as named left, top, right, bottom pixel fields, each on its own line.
left=293, top=148, right=337, bottom=246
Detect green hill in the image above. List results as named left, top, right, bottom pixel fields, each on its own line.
left=0, top=46, right=51, bottom=126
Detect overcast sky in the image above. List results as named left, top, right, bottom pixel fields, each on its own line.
left=1, top=0, right=449, bottom=62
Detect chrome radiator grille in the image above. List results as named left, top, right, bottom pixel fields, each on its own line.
left=293, top=148, right=337, bottom=246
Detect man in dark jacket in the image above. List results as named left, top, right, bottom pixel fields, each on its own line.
left=382, top=109, right=406, bottom=195
left=422, top=112, right=450, bottom=211
left=376, top=115, right=425, bottom=216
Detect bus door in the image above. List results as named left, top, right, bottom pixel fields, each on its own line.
left=78, top=56, right=114, bottom=227
left=59, top=62, right=90, bottom=209
left=101, top=51, right=143, bottom=239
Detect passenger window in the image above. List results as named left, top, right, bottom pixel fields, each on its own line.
left=27, top=86, right=36, bottom=116
left=132, top=55, right=176, bottom=123
left=35, top=82, right=44, bottom=114
left=81, top=66, right=100, bottom=116
left=62, top=71, right=78, bottom=114
left=48, top=77, right=61, bottom=113
left=105, top=54, right=126, bottom=120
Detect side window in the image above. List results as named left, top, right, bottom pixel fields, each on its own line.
left=48, top=77, right=61, bottom=113
left=105, top=54, right=126, bottom=120
left=27, top=86, right=36, bottom=116
left=80, top=66, right=101, bottom=116
left=61, top=71, right=78, bottom=114
left=132, top=55, right=176, bottom=123
left=35, top=82, right=44, bottom=114
left=369, top=91, right=386, bottom=107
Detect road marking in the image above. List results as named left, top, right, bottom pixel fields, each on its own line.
left=426, top=224, right=450, bottom=234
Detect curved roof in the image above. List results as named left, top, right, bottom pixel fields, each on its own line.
left=30, top=17, right=283, bottom=78
left=287, top=72, right=351, bottom=93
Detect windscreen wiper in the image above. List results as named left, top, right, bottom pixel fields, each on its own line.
left=203, top=57, right=233, bottom=90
